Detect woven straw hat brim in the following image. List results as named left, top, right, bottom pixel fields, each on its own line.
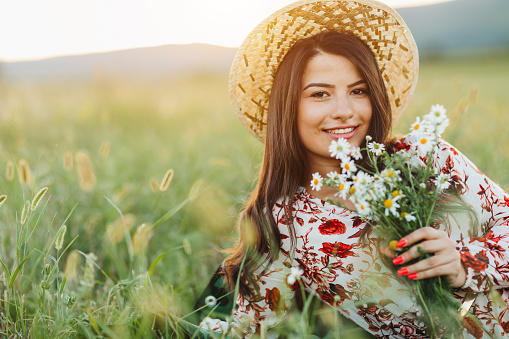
left=230, top=0, right=419, bottom=143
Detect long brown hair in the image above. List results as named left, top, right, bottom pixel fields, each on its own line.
left=224, top=31, right=392, bottom=297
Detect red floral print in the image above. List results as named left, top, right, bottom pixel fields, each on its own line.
left=318, top=219, right=346, bottom=235
left=319, top=242, right=355, bottom=258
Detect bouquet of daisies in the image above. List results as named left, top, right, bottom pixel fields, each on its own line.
left=311, top=105, right=465, bottom=337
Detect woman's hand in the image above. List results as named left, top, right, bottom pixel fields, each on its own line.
left=380, top=227, right=467, bottom=288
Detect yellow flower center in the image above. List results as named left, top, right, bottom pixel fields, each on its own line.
left=360, top=204, right=365, bottom=210
left=339, top=183, right=345, bottom=191
left=313, top=179, right=319, bottom=185
left=350, top=187, right=356, bottom=194
left=344, top=163, right=350, bottom=170
left=388, top=170, right=395, bottom=177
left=392, top=190, right=400, bottom=198
left=413, top=124, right=420, bottom=130
left=384, top=199, right=393, bottom=208
left=420, top=138, right=428, bottom=145
left=401, top=212, right=408, bottom=217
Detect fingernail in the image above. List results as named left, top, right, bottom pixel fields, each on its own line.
left=396, top=239, right=407, bottom=248
left=397, top=268, right=408, bottom=276
left=393, top=256, right=404, bottom=265
left=407, top=273, right=418, bottom=280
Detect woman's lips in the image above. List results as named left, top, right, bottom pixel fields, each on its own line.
left=323, top=126, right=358, bottom=139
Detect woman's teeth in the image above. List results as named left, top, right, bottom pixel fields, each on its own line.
left=327, top=127, right=355, bottom=134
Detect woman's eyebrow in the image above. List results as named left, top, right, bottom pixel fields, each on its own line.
left=303, top=83, right=335, bottom=91
left=347, top=80, right=366, bottom=88
left=303, top=79, right=366, bottom=91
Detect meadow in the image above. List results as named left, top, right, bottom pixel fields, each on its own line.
left=0, top=53, right=508, bottom=338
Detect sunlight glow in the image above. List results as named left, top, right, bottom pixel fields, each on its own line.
left=0, top=0, right=454, bottom=62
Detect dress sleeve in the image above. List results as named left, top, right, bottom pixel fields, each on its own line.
left=199, top=255, right=295, bottom=337
left=432, top=138, right=509, bottom=293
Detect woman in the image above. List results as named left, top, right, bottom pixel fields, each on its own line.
left=200, top=0, right=509, bottom=337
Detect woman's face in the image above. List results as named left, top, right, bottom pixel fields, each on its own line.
left=297, top=52, right=372, bottom=168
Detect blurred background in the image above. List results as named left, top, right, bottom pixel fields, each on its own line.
left=0, top=0, right=508, bottom=336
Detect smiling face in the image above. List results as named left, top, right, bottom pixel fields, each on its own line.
left=297, top=52, right=372, bottom=169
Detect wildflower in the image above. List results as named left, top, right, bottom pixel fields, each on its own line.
left=383, top=195, right=401, bottom=217
left=368, top=142, right=385, bottom=156
left=0, top=195, right=6, bottom=207
left=365, top=135, right=372, bottom=142
left=401, top=212, right=417, bottom=222
left=31, top=187, right=48, bottom=211
left=287, top=267, right=304, bottom=285
left=335, top=179, right=351, bottom=199
left=55, top=225, right=67, bottom=250
left=5, top=160, right=14, bottom=181
left=159, top=169, right=174, bottom=192
left=355, top=199, right=371, bottom=216
left=410, top=116, right=431, bottom=134
left=205, top=295, right=217, bottom=307
left=436, top=173, right=451, bottom=191
left=415, top=134, right=437, bottom=155
left=349, top=147, right=362, bottom=160
left=341, top=159, right=357, bottom=175
left=310, top=173, right=323, bottom=191
left=427, top=104, right=447, bottom=122
left=329, top=138, right=351, bottom=160
left=327, top=171, right=340, bottom=181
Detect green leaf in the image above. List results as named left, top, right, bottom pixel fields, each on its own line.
left=148, top=249, right=178, bottom=277
left=0, top=257, right=11, bottom=282
left=9, top=254, right=30, bottom=289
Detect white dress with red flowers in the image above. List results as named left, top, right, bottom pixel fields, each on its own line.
left=200, top=138, right=509, bottom=338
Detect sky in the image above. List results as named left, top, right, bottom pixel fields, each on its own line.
left=0, top=0, right=452, bottom=62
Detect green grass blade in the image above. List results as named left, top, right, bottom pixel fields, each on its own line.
left=9, top=254, right=30, bottom=289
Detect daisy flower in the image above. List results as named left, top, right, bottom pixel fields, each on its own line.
left=436, top=173, right=452, bottom=191
left=327, top=171, right=341, bottom=181
left=335, top=179, right=352, bottom=199
left=349, top=146, right=362, bottom=160
left=401, top=212, right=417, bottom=222
left=329, top=138, right=350, bottom=160
left=415, top=133, right=437, bottom=155
left=368, top=142, right=385, bottom=156
left=341, top=159, right=357, bottom=175
left=287, top=267, right=304, bottom=285
left=427, top=104, right=447, bottom=122
left=383, top=195, right=401, bottom=217
left=410, top=116, right=430, bottom=134
left=311, top=173, right=323, bottom=191
left=355, top=199, right=372, bottom=216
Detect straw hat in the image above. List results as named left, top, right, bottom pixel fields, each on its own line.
left=230, top=0, right=419, bottom=142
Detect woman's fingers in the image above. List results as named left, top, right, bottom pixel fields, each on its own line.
left=389, top=227, right=467, bottom=288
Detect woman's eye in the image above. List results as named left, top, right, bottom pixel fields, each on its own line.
left=352, top=88, right=369, bottom=96
left=310, top=91, right=329, bottom=98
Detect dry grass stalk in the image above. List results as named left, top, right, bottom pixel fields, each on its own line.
left=5, top=160, right=14, bottom=181
left=149, top=178, right=159, bottom=192
left=106, top=214, right=136, bottom=244
left=132, top=223, right=153, bottom=255
left=64, top=250, right=81, bottom=282
left=75, top=151, right=96, bottom=191
left=159, top=169, right=174, bottom=192
left=99, top=141, right=111, bottom=159
left=17, top=159, right=32, bottom=184
left=63, top=151, right=74, bottom=171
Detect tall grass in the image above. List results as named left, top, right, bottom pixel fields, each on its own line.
left=0, top=54, right=508, bottom=337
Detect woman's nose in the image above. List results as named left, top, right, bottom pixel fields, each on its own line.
left=331, top=95, right=354, bottom=120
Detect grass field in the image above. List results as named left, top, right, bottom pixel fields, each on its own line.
left=0, top=53, right=508, bottom=338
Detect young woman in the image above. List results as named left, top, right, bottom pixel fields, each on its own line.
left=200, top=0, right=509, bottom=337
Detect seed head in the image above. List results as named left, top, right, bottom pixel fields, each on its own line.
left=132, top=223, right=153, bottom=255
left=149, top=178, right=159, bottom=192
left=21, top=200, right=30, bottom=225
left=5, top=161, right=14, bottom=181
left=75, top=151, right=96, bottom=191
left=31, top=187, right=48, bottom=211
left=99, top=141, right=111, bottom=159
left=63, top=151, right=74, bottom=171
left=17, top=159, right=32, bottom=184
left=0, top=195, right=7, bottom=207
left=55, top=225, right=67, bottom=250
left=159, top=169, right=174, bottom=192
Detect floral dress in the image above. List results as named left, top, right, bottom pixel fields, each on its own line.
left=200, top=137, right=509, bottom=338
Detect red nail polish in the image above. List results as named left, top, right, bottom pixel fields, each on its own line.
left=397, top=268, right=409, bottom=276
left=393, top=256, right=404, bottom=265
left=407, top=273, right=418, bottom=280
left=396, top=239, right=407, bottom=248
